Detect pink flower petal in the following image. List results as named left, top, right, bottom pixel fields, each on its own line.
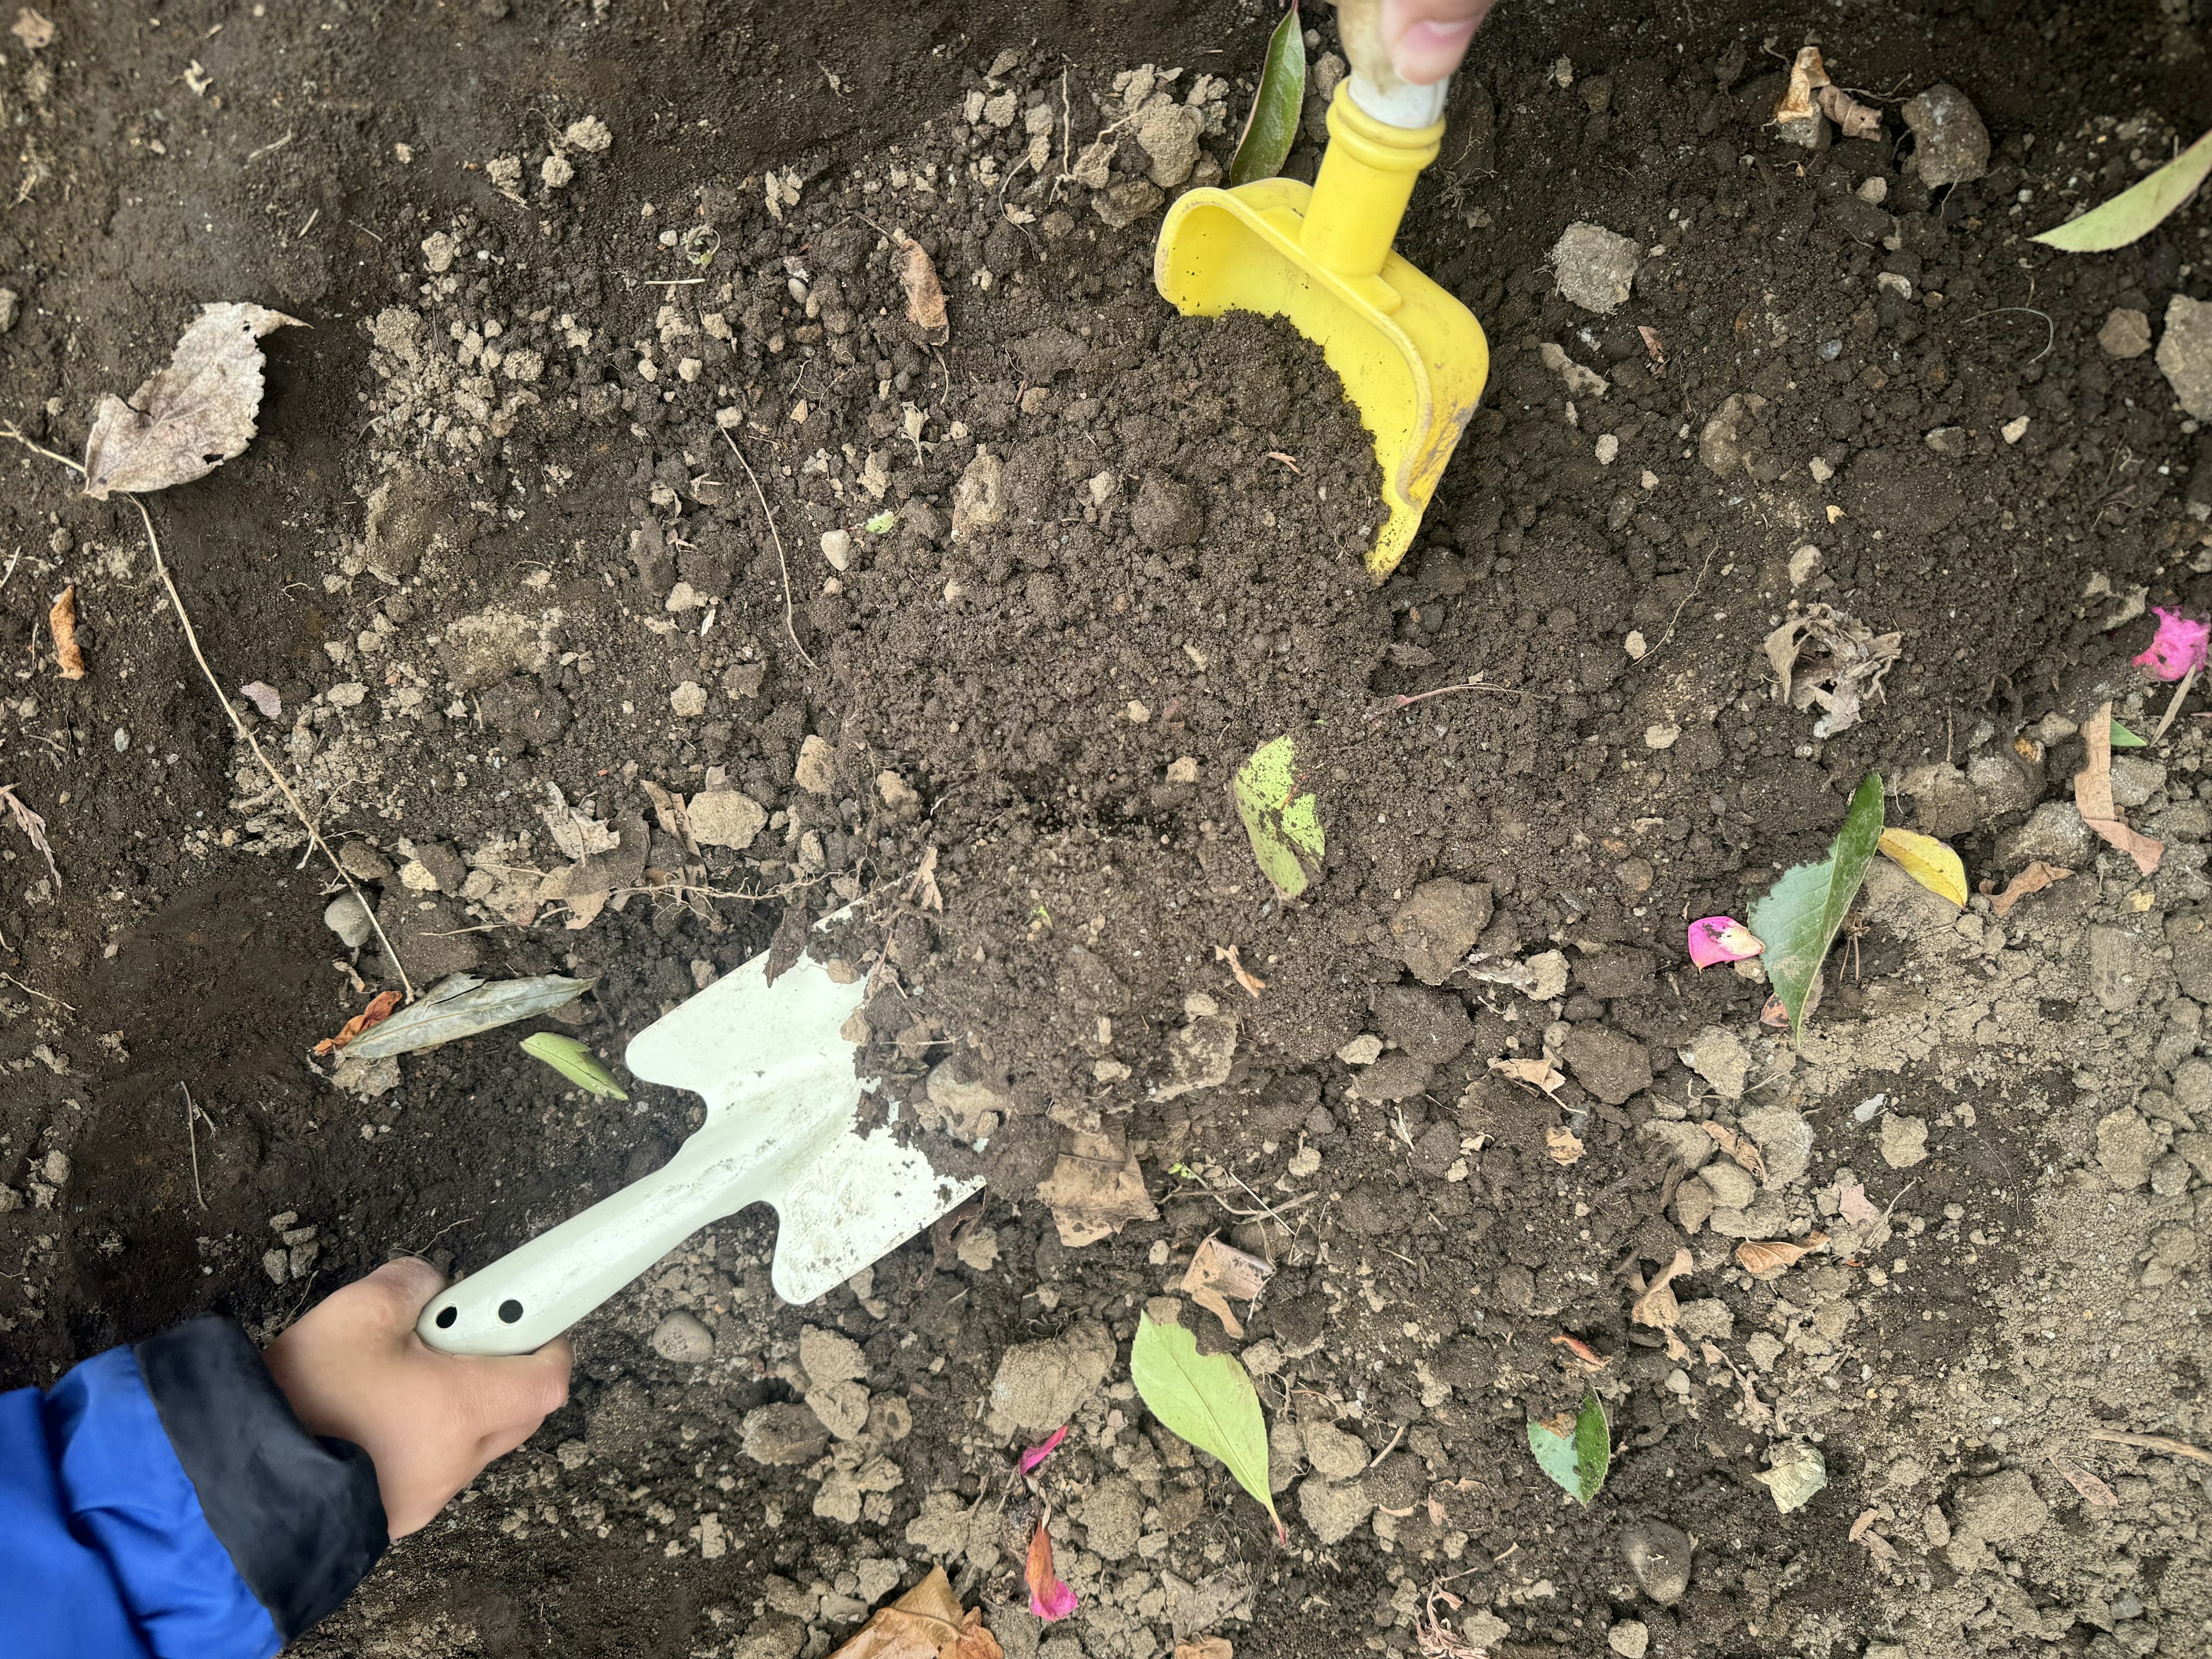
left=1687, top=916, right=1764, bottom=969
left=2134, top=608, right=2211, bottom=682
left=1020, top=1425, right=1069, bottom=1475
left=1025, top=1519, right=1079, bottom=1622
left=1031, top=1578, right=1079, bottom=1622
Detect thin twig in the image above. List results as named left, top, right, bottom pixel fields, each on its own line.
left=2152, top=660, right=2198, bottom=745
left=2088, top=1429, right=2212, bottom=1466
left=719, top=427, right=817, bottom=670
left=1643, top=539, right=1719, bottom=661
left=1366, top=1421, right=1408, bottom=1471
left=180, top=1082, right=208, bottom=1210
left=1957, top=306, right=2056, bottom=363
left=1370, top=680, right=1549, bottom=723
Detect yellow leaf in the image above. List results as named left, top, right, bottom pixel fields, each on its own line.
left=1876, top=828, right=1965, bottom=908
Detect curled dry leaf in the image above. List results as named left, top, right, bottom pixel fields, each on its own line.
left=0, top=784, right=60, bottom=888
left=1764, top=605, right=1901, bottom=738
left=315, top=990, right=401, bottom=1055
left=1215, top=942, right=1267, bottom=998
left=1990, top=859, right=2071, bottom=917
left=1702, top=1120, right=1769, bottom=1179
left=897, top=237, right=950, bottom=341
left=1849, top=1509, right=1899, bottom=1564
left=1180, top=1232, right=1275, bottom=1339
left=907, top=844, right=944, bottom=912
left=1772, top=46, right=1829, bottom=133
left=2077, top=702, right=2163, bottom=876
left=1736, top=1232, right=1828, bottom=1282
left=1544, top=1124, right=1585, bottom=1165
left=1817, top=84, right=1884, bottom=139
left=1638, top=325, right=1667, bottom=370
left=82, top=302, right=305, bottom=499
left=48, top=586, right=84, bottom=680
left=827, top=1565, right=1002, bottom=1659
left=1630, top=1247, right=1695, bottom=1331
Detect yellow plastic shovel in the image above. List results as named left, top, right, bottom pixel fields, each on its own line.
left=1154, top=0, right=1488, bottom=582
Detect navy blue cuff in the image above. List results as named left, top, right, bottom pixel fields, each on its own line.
left=135, top=1317, right=388, bottom=1641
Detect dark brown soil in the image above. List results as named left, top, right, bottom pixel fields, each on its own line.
left=5, top=2, right=2212, bottom=1658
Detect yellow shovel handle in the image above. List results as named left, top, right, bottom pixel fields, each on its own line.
left=1302, top=87, right=1442, bottom=282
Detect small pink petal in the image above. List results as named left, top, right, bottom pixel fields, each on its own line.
left=1031, top=1578, right=1079, bottom=1622
left=1020, top=1425, right=1069, bottom=1475
left=1687, top=916, right=1764, bottom=969
left=238, top=681, right=282, bottom=719
left=2134, top=608, right=2211, bottom=681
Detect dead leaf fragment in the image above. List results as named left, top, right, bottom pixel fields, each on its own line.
left=10, top=7, right=54, bottom=50
left=1763, top=604, right=1901, bottom=737
left=1215, top=942, right=1266, bottom=998
left=1990, top=859, right=2072, bottom=916
left=47, top=586, right=84, bottom=680
left=828, top=1565, right=1000, bottom=1659
left=1849, top=1508, right=1899, bottom=1564
left=1544, top=1124, right=1584, bottom=1165
left=1736, top=1233, right=1828, bottom=1281
left=2047, top=1453, right=2119, bottom=1510
left=1551, top=1334, right=1611, bottom=1372
left=907, top=844, right=944, bottom=912
left=2077, top=704, right=2162, bottom=875
left=1177, top=1641, right=1233, bottom=1659
left=1818, top=84, right=1884, bottom=139
left=1773, top=46, right=1830, bottom=124
left=0, top=783, right=61, bottom=887
left=897, top=238, right=949, bottom=340
left=1630, top=1247, right=1695, bottom=1331
left=1638, top=325, right=1667, bottom=371
left=1490, top=1055, right=1566, bottom=1097
left=1180, top=1233, right=1275, bottom=1338
left=1702, top=1120, right=1769, bottom=1180
left=82, top=302, right=305, bottom=499
left=1036, top=1129, right=1158, bottom=1247
left=315, top=989, right=402, bottom=1055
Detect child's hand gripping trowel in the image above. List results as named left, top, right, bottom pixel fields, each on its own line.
left=415, top=935, right=979, bottom=1357
left=1154, top=0, right=1489, bottom=582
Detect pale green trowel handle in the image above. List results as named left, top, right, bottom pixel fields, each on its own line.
left=415, top=1146, right=740, bottom=1356
left=1335, top=0, right=1452, bottom=128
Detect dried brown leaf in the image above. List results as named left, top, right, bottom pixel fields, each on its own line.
left=1180, top=1233, right=1275, bottom=1339
left=1544, top=1124, right=1585, bottom=1165
left=1176, top=1642, right=1233, bottom=1659
left=1490, top=1055, right=1565, bottom=1097
left=906, top=844, right=944, bottom=912
left=82, top=302, right=304, bottom=498
left=2077, top=703, right=2163, bottom=875
left=1736, top=1233, right=1828, bottom=1282
left=1762, top=604, right=1901, bottom=738
left=1630, top=1247, right=1695, bottom=1330
left=1702, top=1120, right=1770, bottom=1180
left=1773, top=46, right=1830, bottom=124
left=1638, top=325, right=1667, bottom=370
left=1215, top=942, right=1267, bottom=998
left=1037, top=1129, right=1158, bottom=1248
left=1849, top=1508, right=1899, bottom=1563
left=10, top=8, right=54, bottom=50
left=897, top=238, right=949, bottom=340
left=830, top=1565, right=994, bottom=1659
left=48, top=586, right=84, bottom=680
left=2047, top=1453, right=2120, bottom=1510
left=1990, top=858, right=2073, bottom=916
left=0, top=783, right=60, bottom=888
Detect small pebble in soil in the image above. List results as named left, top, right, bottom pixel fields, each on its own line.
left=2100, top=308, right=2153, bottom=360
left=1621, top=1520, right=1693, bottom=1605
left=324, top=893, right=374, bottom=949
left=650, top=1310, right=714, bottom=1363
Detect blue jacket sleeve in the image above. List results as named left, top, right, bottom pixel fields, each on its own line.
left=0, top=1317, right=387, bottom=1658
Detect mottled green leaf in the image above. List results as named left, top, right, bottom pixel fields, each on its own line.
left=865, top=510, right=896, bottom=534
left=1746, top=774, right=1885, bottom=1039
left=1527, top=1391, right=1609, bottom=1505
left=1232, top=733, right=1324, bottom=900
left=1130, top=1315, right=1283, bottom=1540
left=1755, top=1440, right=1828, bottom=1513
left=521, top=1031, right=629, bottom=1099
left=2033, top=128, right=2212, bottom=253
left=1229, top=2, right=1306, bottom=188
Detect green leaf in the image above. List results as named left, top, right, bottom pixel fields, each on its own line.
left=2110, top=718, right=2148, bottom=749
left=521, top=1032, right=630, bottom=1099
left=346, top=974, right=596, bottom=1060
left=1526, top=1391, right=1609, bottom=1505
left=864, top=511, right=896, bottom=534
left=1232, top=733, right=1325, bottom=900
left=2033, top=128, right=2212, bottom=253
left=1130, top=1315, right=1283, bottom=1540
left=1229, top=1, right=1306, bottom=188
left=1745, top=773, right=1885, bottom=1040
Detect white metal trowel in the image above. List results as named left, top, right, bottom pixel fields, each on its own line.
left=416, top=932, right=979, bottom=1357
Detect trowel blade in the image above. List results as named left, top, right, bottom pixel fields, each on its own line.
left=624, top=938, right=980, bottom=1305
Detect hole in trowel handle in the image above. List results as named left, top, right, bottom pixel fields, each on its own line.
left=498, top=1298, right=524, bottom=1324
left=434, top=1305, right=457, bottom=1328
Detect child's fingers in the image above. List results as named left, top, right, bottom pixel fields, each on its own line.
left=456, top=1336, right=574, bottom=1437
left=359, top=1256, right=450, bottom=1328
left=1380, top=0, right=1492, bottom=84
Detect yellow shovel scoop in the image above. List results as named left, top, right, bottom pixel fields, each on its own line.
left=1154, top=0, right=1488, bottom=582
